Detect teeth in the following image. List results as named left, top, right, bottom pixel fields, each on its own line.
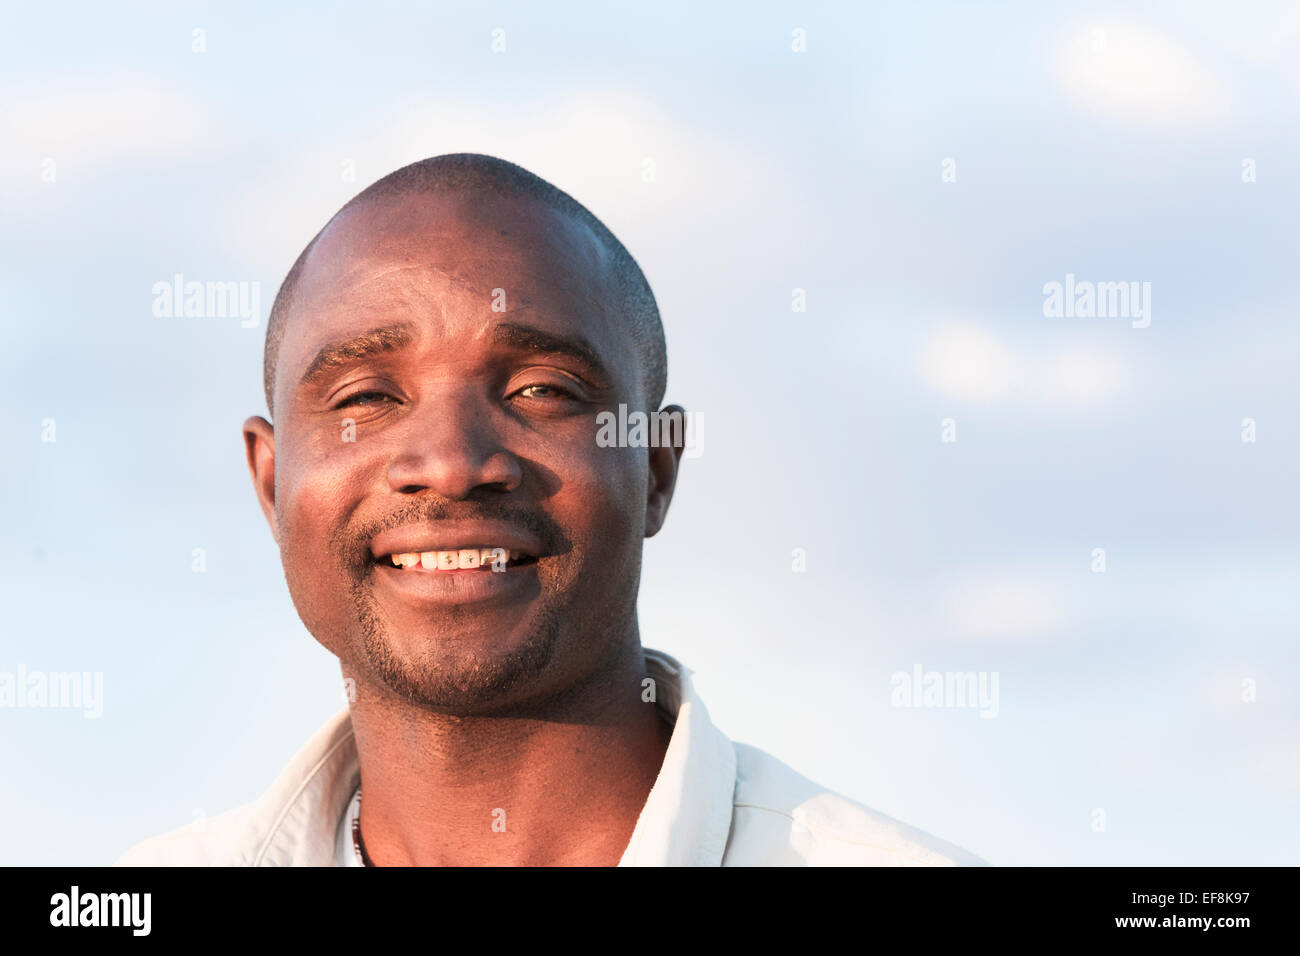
left=391, top=548, right=521, bottom=570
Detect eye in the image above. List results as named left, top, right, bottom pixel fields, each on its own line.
left=335, top=390, right=396, bottom=409
left=515, top=383, right=579, bottom=401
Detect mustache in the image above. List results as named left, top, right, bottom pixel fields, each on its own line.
left=332, top=499, right=566, bottom=575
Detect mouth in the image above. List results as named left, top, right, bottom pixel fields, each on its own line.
left=365, top=523, right=547, bottom=607
left=372, top=548, right=540, bottom=573
left=368, top=543, right=543, bottom=609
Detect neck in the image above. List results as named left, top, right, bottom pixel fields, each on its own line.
left=345, top=640, right=672, bottom=866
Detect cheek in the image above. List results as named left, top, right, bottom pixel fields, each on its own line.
left=276, top=439, right=370, bottom=592
left=548, top=440, right=648, bottom=550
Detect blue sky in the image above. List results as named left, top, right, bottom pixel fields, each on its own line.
left=2, top=0, right=1298, bottom=865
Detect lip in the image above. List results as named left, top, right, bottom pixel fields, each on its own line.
left=373, top=558, right=539, bottom=606
left=369, top=520, right=544, bottom=561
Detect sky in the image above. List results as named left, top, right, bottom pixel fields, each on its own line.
left=1, top=0, right=1298, bottom=866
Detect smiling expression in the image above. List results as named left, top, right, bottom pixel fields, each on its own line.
left=246, top=186, right=677, bottom=715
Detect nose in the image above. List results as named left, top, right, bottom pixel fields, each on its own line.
left=385, top=385, right=523, bottom=499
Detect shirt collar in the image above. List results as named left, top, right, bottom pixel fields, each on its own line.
left=617, top=649, right=736, bottom=865
left=253, top=647, right=736, bottom=866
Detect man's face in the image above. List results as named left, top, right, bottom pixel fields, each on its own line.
left=244, top=190, right=677, bottom=715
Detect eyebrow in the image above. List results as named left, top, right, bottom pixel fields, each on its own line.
left=491, top=323, right=610, bottom=381
left=296, top=320, right=612, bottom=392
left=299, top=324, right=415, bottom=388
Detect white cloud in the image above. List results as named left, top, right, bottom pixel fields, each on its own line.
left=0, top=75, right=211, bottom=202
left=939, top=574, right=1066, bottom=641
left=1208, top=672, right=1257, bottom=716
left=920, top=323, right=1127, bottom=406
left=1058, top=18, right=1230, bottom=127
left=1034, top=348, right=1127, bottom=404
left=226, top=90, right=801, bottom=279
left=921, top=323, right=1016, bottom=403
left=1248, top=725, right=1300, bottom=792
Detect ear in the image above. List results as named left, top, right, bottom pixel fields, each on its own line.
left=242, top=416, right=279, bottom=543
left=645, top=404, right=687, bottom=538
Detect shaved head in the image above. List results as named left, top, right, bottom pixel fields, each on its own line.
left=243, top=151, right=688, bottom=719
left=263, top=153, right=666, bottom=418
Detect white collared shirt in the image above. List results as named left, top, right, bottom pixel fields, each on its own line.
left=115, top=649, right=986, bottom=867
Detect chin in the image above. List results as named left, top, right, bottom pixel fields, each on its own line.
left=355, top=609, right=564, bottom=714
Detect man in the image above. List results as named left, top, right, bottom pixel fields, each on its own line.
left=115, top=153, right=984, bottom=866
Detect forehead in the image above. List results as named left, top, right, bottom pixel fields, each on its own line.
left=277, top=188, right=632, bottom=392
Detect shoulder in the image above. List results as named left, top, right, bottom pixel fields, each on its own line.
left=111, top=802, right=262, bottom=866
left=112, top=705, right=357, bottom=867
left=725, top=742, right=988, bottom=867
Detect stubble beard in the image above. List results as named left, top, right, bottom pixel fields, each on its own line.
left=347, top=575, right=569, bottom=714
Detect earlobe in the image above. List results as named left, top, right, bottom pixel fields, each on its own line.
left=242, top=416, right=279, bottom=542
left=644, top=404, right=687, bottom=539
